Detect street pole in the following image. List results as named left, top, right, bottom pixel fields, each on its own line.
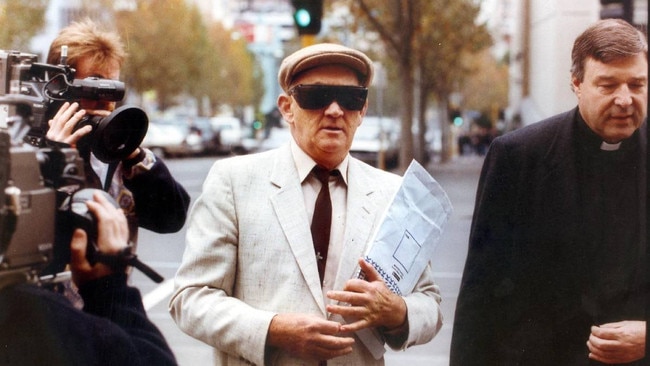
left=300, top=34, right=316, bottom=47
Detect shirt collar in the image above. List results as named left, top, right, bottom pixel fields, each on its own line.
left=600, top=141, right=622, bottom=151
left=290, top=138, right=349, bottom=185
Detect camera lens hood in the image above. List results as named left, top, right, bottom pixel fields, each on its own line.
left=90, top=105, right=148, bottom=163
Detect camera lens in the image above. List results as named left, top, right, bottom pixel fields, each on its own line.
left=75, top=105, right=148, bottom=163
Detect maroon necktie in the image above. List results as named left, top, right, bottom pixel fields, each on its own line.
left=310, top=166, right=337, bottom=286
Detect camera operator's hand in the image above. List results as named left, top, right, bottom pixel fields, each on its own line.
left=47, top=102, right=92, bottom=146
left=70, top=191, right=130, bottom=287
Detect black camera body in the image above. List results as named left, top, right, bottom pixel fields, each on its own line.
left=0, top=129, right=97, bottom=277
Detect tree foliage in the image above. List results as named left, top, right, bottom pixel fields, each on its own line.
left=415, top=0, right=492, bottom=162
left=0, top=0, right=47, bottom=51
left=462, top=49, right=509, bottom=118
left=114, top=0, right=262, bottom=114
left=345, top=0, right=420, bottom=171
left=337, top=0, right=494, bottom=167
left=115, top=0, right=204, bottom=110
left=199, top=22, right=263, bottom=116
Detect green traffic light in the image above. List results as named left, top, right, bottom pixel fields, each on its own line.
left=295, top=8, right=312, bottom=27
left=453, top=117, right=464, bottom=126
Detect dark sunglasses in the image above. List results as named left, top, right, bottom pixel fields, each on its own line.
left=288, top=84, right=368, bottom=111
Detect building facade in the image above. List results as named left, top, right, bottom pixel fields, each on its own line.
left=508, top=0, right=647, bottom=127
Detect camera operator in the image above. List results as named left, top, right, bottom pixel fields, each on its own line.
left=44, top=20, right=190, bottom=264
left=0, top=192, right=177, bottom=365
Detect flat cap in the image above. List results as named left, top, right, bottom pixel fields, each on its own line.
left=278, top=43, right=374, bottom=92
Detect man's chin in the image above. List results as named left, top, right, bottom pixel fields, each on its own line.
left=603, top=127, right=638, bottom=143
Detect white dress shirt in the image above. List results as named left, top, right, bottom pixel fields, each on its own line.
left=290, top=140, right=348, bottom=296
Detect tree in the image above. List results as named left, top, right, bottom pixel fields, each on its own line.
left=348, top=0, right=420, bottom=172
left=0, top=0, right=47, bottom=51
left=461, top=48, right=509, bottom=125
left=416, top=0, right=492, bottom=163
left=115, top=0, right=208, bottom=110
left=114, top=1, right=263, bottom=115
left=199, top=22, right=264, bottom=116
left=339, top=0, right=493, bottom=168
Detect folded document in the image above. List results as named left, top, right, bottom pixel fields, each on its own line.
left=356, top=159, right=453, bottom=359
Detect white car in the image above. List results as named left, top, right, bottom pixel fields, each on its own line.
left=210, top=116, right=246, bottom=154
left=257, top=127, right=292, bottom=152
left=350, top=116, right=400, bottom=169
left=142, top=117, right=202, bottom=158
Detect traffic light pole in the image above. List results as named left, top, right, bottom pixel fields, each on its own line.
left=300, top=34, right=317, bottom=47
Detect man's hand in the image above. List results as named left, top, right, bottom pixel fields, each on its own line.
left=326, top=258, right=407, bottom=333
left=47, top=102, right=111, bottom=146
left=266, top=313, right=354, bottom=361
left=587, top=320, right=646, bottom=364
left=69, top=191, right=130, bottom=287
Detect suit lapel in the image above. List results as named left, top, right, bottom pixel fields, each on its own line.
left=269, top=145, right=327, bottom=314
left=268, top=149, right=392, bottom=313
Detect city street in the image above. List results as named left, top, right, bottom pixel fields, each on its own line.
left=12, top=0, right=645, bottom=364
left=130, top=154, right=484, bottom=365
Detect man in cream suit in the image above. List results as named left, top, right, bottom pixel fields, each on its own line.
left=169, top=43, right=442, bottom=365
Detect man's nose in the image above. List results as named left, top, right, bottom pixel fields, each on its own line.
left=324, top=101, right=344, bottom=117
left=614, top=85, right=633, bottom=107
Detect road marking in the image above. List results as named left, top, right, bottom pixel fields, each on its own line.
left=143, top=278, right=175, bottom=311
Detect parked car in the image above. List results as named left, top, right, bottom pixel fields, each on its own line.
left=142, top=116, right=202, bottom=158
left=350, top=116, right=400, bottom=169
left=210, top=116, right=246, bottom=154
left=188, top=116, right=221, bottom=155
left=257, top=127, right=292, bottom=152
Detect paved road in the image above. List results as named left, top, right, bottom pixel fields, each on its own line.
left=131, top=154, right=484, bottom=365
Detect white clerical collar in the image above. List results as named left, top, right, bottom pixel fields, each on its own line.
left=600, top=141, right=621, bottom=151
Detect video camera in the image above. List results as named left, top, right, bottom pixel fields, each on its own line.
left=0, top=49, right=160, bottom=286
left=0, top=49, right=148, bottom=163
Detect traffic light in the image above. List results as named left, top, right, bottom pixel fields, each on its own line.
left=449, top=108, right=463, bottom=126
left=291, top=0, right=323, bottom=35
left=600, top=0, right=633, bottom=23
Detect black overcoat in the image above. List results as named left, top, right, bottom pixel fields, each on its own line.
left=450, top=107, right=647, bottom=365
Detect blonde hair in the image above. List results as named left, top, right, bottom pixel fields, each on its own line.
left=47, top=19, right=126, bottom=71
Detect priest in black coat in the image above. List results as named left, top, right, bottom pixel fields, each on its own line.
left=451, top=19, right=648, bottom=365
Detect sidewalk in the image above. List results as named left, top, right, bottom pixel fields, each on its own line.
left=427, top=154, right=485, bottom=174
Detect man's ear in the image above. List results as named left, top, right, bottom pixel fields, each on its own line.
left=277, top=94, right=294, bottom=124
left=571, top=77, right=582, bottom=97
